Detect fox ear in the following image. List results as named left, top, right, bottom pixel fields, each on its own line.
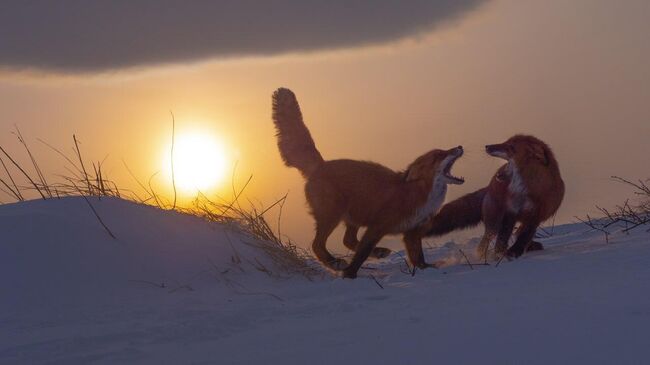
left=403, top=163, right=420, bottom=181
left=529, top=144, right=549, bottom=165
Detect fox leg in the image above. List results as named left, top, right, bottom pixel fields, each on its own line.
left=526, top=241, right=544, bottom=252
left=494, top=214, right=516, bottom=256
left=342, top=227, right=385, bottom=279
left=342, top=224, right=359, bottom=251
left=306, top=181, right=348, bottom=270
left=476, top=230, right=496, bottom=262
left=343, top=224, right=392, bottom=258
left=479, top=196, right=504, bottom=261
left=312, top=218, right=347, bottom=271
left=512, top=226, right=545, bottom=252
left=506, top=220, right=539, bottom=258
left=403, top=228, right=436, bottom=269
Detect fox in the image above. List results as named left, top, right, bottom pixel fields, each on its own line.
left=404, top=135, right=564, bottom=260
left=272, top=88, right=464, bottom=278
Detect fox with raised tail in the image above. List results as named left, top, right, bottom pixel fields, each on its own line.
left=272, top=88, right=464, bottom=278
left=405, top=135, right=564, bottom=259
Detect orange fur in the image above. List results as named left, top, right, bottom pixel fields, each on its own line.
left=407, top=135, right=564, bottom=260
left=272, top=88, right=464, bottom=278
left=480, top=135, right=564, bottom=258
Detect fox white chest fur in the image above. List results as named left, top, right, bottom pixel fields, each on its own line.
left=506, top=162, right=532, bottom=213
left=398, top=176, right=448, bottom=232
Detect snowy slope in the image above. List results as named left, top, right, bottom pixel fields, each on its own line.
left=1, top=197, right=649, bottom=364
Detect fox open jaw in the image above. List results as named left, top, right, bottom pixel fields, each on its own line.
left=440, top=147, right=465, bottom=185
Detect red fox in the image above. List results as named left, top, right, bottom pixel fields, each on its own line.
left=272, top=88, right=464, bottom=278
left=405, top=135, right=564, bottom=260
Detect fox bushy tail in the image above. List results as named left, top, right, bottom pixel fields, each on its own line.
left=272, top=88, right=324, bottom=178
left=426, top=188, right=486, bottom=237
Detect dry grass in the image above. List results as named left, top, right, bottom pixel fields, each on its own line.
left=0, top=128, right=321, bottom=279
left=577, top=176, right=650, bottom=242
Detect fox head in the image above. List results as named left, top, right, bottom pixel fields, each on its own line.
left=404, top=146, right=465, bottom=185
left=485, top=135, right=553, bottom=167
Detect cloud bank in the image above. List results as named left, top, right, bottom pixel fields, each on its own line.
left=0, top=1, right=486, bottom=73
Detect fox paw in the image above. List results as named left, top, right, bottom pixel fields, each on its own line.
left=342, top=269, right=358, bottom=279
left=506, top=247, right=524, bottom=258
left=413, top=261, right=439, bottom=269
left=526, top=241, right=544, bottom=252
left=371, top=247, right=392, bottom=259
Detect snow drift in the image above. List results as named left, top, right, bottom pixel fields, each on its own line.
left=1, top=196, right=649, bottom=364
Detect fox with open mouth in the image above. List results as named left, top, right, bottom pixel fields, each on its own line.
left=405, top=135, right=564, bottom=261
left=272, top=88, right=464, bottom=278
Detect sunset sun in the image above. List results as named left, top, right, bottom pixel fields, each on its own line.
left=163, top=131, right=228, bottom=194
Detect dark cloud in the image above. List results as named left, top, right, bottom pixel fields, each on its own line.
left=0, top=1, right=486, bottom=73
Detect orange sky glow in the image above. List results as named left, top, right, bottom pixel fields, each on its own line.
left=1, top=0, right=649, bottom=249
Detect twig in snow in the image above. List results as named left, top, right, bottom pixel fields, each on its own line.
left=458, top=249, right=473, bottom=270
left=74, top=187, right=117, bottom=239
left=575, top=215, right=610, bottom=243
left=128, top=279, right=166, bottom=288
left=0, top=145, right=46, bottom=199
left=169, top=111, right=177, bottom=210
left=369, top=274, right=384, bottom=289
left=396, top=251, right=416, bottom=276
left=495, top=252, right=508, bottom=268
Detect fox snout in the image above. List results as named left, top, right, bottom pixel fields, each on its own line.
left=485, top=143, right=510, bottom=160
left=451, top=145, right=463, bottom=156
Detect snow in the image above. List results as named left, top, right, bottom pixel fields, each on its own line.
left=1, top=197, right=649, bottom=364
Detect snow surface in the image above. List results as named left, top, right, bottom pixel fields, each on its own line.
left=1, top=197, right=650, bottom=364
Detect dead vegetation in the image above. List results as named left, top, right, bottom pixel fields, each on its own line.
left=0, top=126, right=321, bottom=279
left=577, top=176, right=650, bottom=242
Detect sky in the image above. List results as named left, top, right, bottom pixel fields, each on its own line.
left=0, top=0, right=649, bottom=249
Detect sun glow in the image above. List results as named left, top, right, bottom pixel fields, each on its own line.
left=163, top=131, right=228, bottom=194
